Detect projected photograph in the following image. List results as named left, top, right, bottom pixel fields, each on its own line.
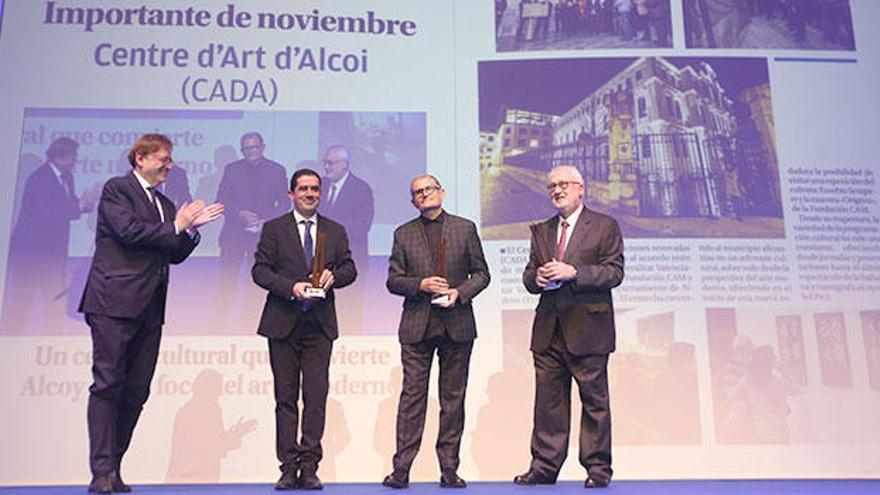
left=706, top=308, right=880, bottom=445
left=479, top=56, right=785, bottom=240
left=473, top=307, right=702, bottom=477
left=1, top=108, right=427, bottom=336
left=494, top=0, right=672, bottom=52
left=860, top=309, right=880, bottom=390
left=683, top=0, right=856, bottom=50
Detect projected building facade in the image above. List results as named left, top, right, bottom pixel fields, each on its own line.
left=483, top=57, right=782, bottom=220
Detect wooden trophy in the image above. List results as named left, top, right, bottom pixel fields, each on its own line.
left=431, top=237, right=450, bottom=305
left=306, top=231, right=327, bottom=299
left=529, top=223, right=561, bottom=291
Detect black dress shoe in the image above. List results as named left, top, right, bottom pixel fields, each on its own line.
left=298, top=467, right=323, bottom=490
left=87, top=473, right=113, bottom=494
left=513, top=470, right=556, bottom=485
left=381, top=472, right=410, bottom=489
left=111, top=472, right=131, bottom=493
left=274, top=470, right=297, bottom=490
left=584, top=477, right=610, bottom=488
left=439, top=471, right=466, bottom=488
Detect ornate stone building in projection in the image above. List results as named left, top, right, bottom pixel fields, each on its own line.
left=488, top=107, right=558, bottom=168
left=549, top=57, right=780, bottom=219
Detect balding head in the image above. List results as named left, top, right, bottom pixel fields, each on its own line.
left=547, top=165, right=585, bottom=217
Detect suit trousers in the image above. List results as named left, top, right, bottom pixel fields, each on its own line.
left=529, top=323, right=612, bottom=482
left=86, top=291, right=164, bottom=477
left=268, top=314, right=333, bottom=471
left=392, top=336, right=474, bottom=475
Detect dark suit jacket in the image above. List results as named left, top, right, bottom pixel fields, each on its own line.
left=252, top=213, right=357, bottom=341
left=79, top=172, right=199, bottom=321
left=523, top=206, right=624, bottom=356
left=215, top=158, right=288, bottom=250
left=319, top=172, right=374, bottom=267
left=387, top=213, right=490, bottom=344
left=9, top=162, right=81, bottom=259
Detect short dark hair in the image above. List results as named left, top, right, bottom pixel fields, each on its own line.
left=128, top=134, right=173, bottom=168
left=46, top=137, right=79, bottom=161
left=240, top=132, right=264, bottom=146
left=290, top=168, right=322, bottom=191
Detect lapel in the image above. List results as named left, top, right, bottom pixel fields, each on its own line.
left=545, top=216, right=558, bottom=262
left=59, top=170, right=75, bottom=199
left=157, top=190, right=174, bottom=224
left=563, top=206, right=592, bottom=264
left=439, top=213, right=451, bottom=272
left=40, top=163, right=67, bottom=200
left=284, top=212, right=309, bottom=271
left=327, top=174, right=353, bottom=211
left=315, top=213, right=329, bottom=268
left=125, top=172, right=162, bottom=223
left=334, top=176, right=350, bottom=208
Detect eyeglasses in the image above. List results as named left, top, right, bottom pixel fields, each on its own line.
left=241, top=145, right=262, bottom=152
left=546, top=181, right=581, bottom=193
left=140, top=153, right=173, bottom=166
left=411, top=185, right=441, bottom=198
left=322, top=159, right=348, bottom=166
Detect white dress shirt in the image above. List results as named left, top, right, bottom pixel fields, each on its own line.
left=292, top=209, right=318, bottom=258
left=556, top=203, right=584, bottom=256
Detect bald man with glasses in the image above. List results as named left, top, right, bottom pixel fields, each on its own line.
left=382, top=175, right=490, bottom=489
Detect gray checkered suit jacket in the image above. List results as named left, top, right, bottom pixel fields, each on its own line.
left=387, top=212, right=490, bottom=344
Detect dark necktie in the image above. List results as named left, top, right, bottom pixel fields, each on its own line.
left=60, top=171, right=75, bottom=200
left=301, top=219, right=315, bottom=311
left=147, top=187, right=162, bottom=222
left=302, top=220, right=314, bottom=270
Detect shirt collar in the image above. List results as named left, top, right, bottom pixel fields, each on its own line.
left=292, top=208, right=318, bottom=225
left=48, top=161, right=65, bottom=178
left=559, top=204, right=584, bottom=228
left=420, top=209, right=446, bottom=224
left=330, top=171, right=350, bottom=192
left=132, top=169, right=153, bottom=194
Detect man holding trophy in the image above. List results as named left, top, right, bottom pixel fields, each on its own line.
left=382, top=175, right=490, bottom=489
left=515, top=165, right=624, bottom=489
left=252, top=168, right=357, bottom=490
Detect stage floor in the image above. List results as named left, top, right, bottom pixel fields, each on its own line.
left=1, top=480, right=878, bottom=494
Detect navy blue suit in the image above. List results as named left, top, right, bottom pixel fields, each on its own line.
left=79, top=171, right=199, bottom=478
left=252, top=212, right=356, bottom=472
left=2, top=162, right=82, bottom=333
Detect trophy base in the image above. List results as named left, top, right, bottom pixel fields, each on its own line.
left=305, top=287, right=326, bottom=299
left=542, top=280, right=562, bottom=292
left=431, top=294, right=451, bottom=306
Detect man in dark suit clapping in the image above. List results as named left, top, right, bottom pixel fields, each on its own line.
left=3, top=137, right=99, bottom=333
left=80, top=134, right=224, bottom=493
left=381, top=175, right=490, bottom=489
